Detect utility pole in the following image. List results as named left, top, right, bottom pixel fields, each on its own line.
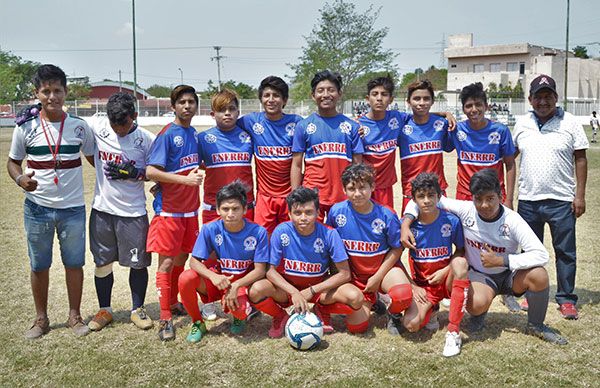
left=563, top=0, right=570, bottom=110
left=132, top=0, right=138, bottom=106
left=211, top=46, right=225, bottom=91
left=178, top=67, right=183, bottom=84
left=119, top=70, right=122, bottom=92
left=438, top=33, right=446, bottom=69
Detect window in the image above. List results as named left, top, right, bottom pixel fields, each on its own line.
left=519, top=62, right=525, bottom=75
left=450, top=64, right=457, bottom=68
left=507, top=62, right=518, bottom=72
left=473, top=64, right=484, bottom=73
left=490, top=63, right=501, bottom=72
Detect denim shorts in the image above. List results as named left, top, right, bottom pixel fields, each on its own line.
left=23, top=199, right=86, bottom=271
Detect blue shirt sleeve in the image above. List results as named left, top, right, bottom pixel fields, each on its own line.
left=292, top=121, right=307, bottom=153
left=500, top=125, right=516, bottom=157
left=192, top=225, right=214, bottom=261
left=451, top=216, right=465, bottom=250
left=146, top=131, right=170, bottom=167
left=269, top=228, right=284, bottom=266
left=442, top=120, right=455, bottom=152
left=350, top=123, right=364, bottom=154
left=386, top=212, right=402, bottom=249
left=253, top=226, right=270, bottom=263
left=327, top=229, right=348, bottom=263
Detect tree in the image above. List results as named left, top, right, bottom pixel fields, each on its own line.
left=398, top=66, right=447, bottom=92
left=288, top=0, right=397, bottom=101
left=67, top=80, right=91, bottom=100
left=199, top=80, right=258, bottom=99
left=0, top=50, right=40, bottom=103
left=573, top=45, right=589, bottom=59
left=147, top=84, right=172, bottom=98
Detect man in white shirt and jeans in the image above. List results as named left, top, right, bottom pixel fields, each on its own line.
left=512, top=75, right=588, bottom=320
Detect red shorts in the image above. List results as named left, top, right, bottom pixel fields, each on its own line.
left=318, top=203, right=333, bottom=223
left=147, top=215, right=198, bottom=257
left=202, top=208, right=254, bottom=224
left=200, top=274, right=248, bottom=305
left=371, top=186, right=395, bottom=211
left=254, top=193, right=289, bottom=234
left=418, top=273, right=451, bottom=305
left=277, top=292, right=322, bottom=309
left=351, top=277, right=384, bottom=305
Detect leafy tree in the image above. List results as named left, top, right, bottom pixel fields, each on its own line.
left=199, top=80, right=258, bottom=99
left=573, top=45, right=589, bottom=59
left=399, top=66, right=447, bottom=92
left=288, top=0, right=397, bottom=101
left=147, top=84, right=172, bottom=98
left=67, top=80, right=91, bottom=100
left=0, top=50, right=40, bottom=103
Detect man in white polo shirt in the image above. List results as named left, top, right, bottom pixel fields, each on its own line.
left=512, top=75, right=588, bottom=320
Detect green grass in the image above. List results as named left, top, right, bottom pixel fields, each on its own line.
left=0, top=125, right=599, bottom=387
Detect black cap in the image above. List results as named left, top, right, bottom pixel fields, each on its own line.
left=530, top=75, right=557, bottom=96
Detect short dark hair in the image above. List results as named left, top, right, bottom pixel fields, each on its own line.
left=311, top=70, right=342, bottom=93
left=411, top=172, right=441, bottom=197
left=107, top=92, right=137, bottom=125
left=258, top=76, right=289, bottom=101
left=593, top=111, right=597, bottom=115
left=170, top=84, right=198, bottom=107
left=367, top=76, right=395, bottom=96
left=286, top=186, right=319, bottom=211
left=407, top=80, right=434, bottom=101
left=341, top=164, right=375, bottom=188
left=469, top=169, right=501, bottom=197
left=32, top=64, right=67, bottom=89
left=216, top=180, right=248, bottom=208
left=460, top=82, right=487, bottom=106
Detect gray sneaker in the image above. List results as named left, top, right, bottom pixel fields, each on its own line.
left=67, top=315, right=90, bottom=337
left=526, top=323, right=568, bottom=345
left=501, top=295, right=522, bottom=313
left=387, top=313, right=404, bottom=336
left=467, top=312, right=487, bottom=333
left=158, top=319, right=175, bottom=341
left=25, top=316, right=50, bottom=339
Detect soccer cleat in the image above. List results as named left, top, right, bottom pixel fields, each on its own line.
left=131, top=307, right=153, bottom=330
left=170, top=302, right=188, bottom=317
left=443, top=331, right=462, bottom=357
left=501, top=295, right=522, bottom=313
left=158, top=319, right=175, bottom=341
left=88, top=309, right=113, bottom=331
left=558, top=303, right=579, bottom=320
left=526, top=322, right=568, bottom=345
left=520, top=298, right=529, bottom=311
left=371, top=298, right=387, bottom=316
left=25, top=316, right=50, bottom=339
left=466, top=312, right=487, bottom=333
left=186, top=320, right=208, bottom=343
left=67, top=315, right=90, bottom=337
left=268, top=313, right=290, bottom=338
left=386, top=313, right=404, bottom=336
left=246, top=306, right=261, bottom=322
left=313, top=304, right=334, bottom=334
left=201, top=302, right=217, bottom=321
left=230, top=317, right=246, bottom=335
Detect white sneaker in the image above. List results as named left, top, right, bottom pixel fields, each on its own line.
left=201, top=302, right=217, bottom=321
left=443, top=331, right=462, bottom=357
left=441, top=298, right=451, bottom=308
left=424, top=310, right=439, bottom=331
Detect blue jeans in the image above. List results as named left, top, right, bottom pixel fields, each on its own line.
left=518, top=199, right=577, bottom=305
left=23, top=199, right=86, bottom=272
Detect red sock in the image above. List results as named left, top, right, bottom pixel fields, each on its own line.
left=253, top=297, right=285, bottom=318
left=178, top=269, right=203, bottom=323
left=388, top=284, right=413, bottom=314
left=170, top=265, right=185, bottom=306
left=447, top=278, right=470, bottom=333
left=419, top=307, right=434, bottom=329
left=347, top=320, right=369, bottom=334
left=156, top=271, right=172, bottom=320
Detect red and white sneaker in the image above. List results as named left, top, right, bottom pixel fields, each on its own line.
left=559, top=303, right=579, bottom=320
left=313, top=304, right=334, bottom=334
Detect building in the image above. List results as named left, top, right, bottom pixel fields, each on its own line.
left=445, top=34, right=600, bottom=100
left=89, top=81, right=151, bottom=100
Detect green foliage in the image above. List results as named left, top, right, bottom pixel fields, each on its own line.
left=67, top=81, right=91, bottom=100
left=199, top=80, right=258, bottom=99
left=399, top=66, right=447, bottom=92
left=573, top=45, right=589, bottom=59
left=0, top=50, right=40, bottom=103
left=289, top=0, right=397, bottom=101
left=486, top=81, right=524, bottom=99
left=146, top=84, right=172, bottom=98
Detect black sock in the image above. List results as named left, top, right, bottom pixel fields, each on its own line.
left=129, top=268, right=148, bottom=310
left=95, top=273, right=114, bottom=309
left=526, top=287, right=549, bottom=326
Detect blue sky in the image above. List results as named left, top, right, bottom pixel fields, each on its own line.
left=1, top=0, right=598, bottom=91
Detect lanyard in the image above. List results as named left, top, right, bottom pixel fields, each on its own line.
left=40, top=113, right=66, bottom=184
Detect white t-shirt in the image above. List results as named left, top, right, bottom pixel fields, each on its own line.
left=405, top=196, right=549, bottom=275
left=591, top=115, right=599, bottom=130
left=9, top=114, right=95, bottom=209
left=91, top=118, right=155, bottom=217
left=512, top=109, right=588, bottom=202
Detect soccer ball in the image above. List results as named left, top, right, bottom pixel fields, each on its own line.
left=285, top=312, right=324, bottom=351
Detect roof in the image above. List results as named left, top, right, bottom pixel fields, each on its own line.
left=445, top=43, right=566, bottom=59
left=90, top=81, right=151, bottom=98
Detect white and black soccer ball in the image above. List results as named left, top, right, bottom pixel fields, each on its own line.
left=285, top=312, right=323, bottom=351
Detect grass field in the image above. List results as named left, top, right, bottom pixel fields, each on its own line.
left=0, top=124, right=599, bottom=387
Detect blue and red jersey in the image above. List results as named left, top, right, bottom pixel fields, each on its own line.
left=270, top=221, right=348, bottom=289
left=292, top=113, right=364, bottom=205
left=397, top=114, right=452, bottom=197
left=406, top=210, right=463, bottom=285
left=192, top=219, right=269, bottom=281
left=327, top=200, right=402, bottom=283
left=358, top=111, right=410, bottom=189
left=238, top=112, right=303, bottom=197
left=450, top=120, right=516, bottom=199
left=147, top=123, right=200, bottom=216
left=197, top=126, right=254, bottom=206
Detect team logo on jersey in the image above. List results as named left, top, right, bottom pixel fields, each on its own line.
left=463, top=216, right=475, bottom=228
left=239, top=132, right=251, bottom=143
left=215, top=234, right=224, bottom=246
left=252, top=123, right=265, bottom=135
left=339, top=121, right=351, bottom=134
left=433, top=119, right=445, bottom=132
left=280, top=233, right=290, bottom=247
left=457, top=130, right=468, bottom=142
left=244, top=236, right=257, bottom=251
left=441, top=223, right=452, bottom=238
left=74, top=126, right=85, bottom=139
left=306, top=123, right=317, bottom=135
left=99, top=127, right=110, bottom=139
left=371, top=218, right=385, bottom=235
left=313, top=238, right=325, bottom=253
left=173, top=135, right=184, bottom=147
left=488, top=131, right=500, bottom=145
left=285, top=122, right=296, bottom=137
left=204, top=134, right=217, bottom=144
left=402, top=125, right=413, bottom=135
left=388, top=117, right=399, bottom=130
left=134, top=137, right=144, bottom=149
left=498, top=223, right=510, bottom=238
left=361, top=125, right=371, bottom=136
left=335, top=214, right=347, bottom=227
